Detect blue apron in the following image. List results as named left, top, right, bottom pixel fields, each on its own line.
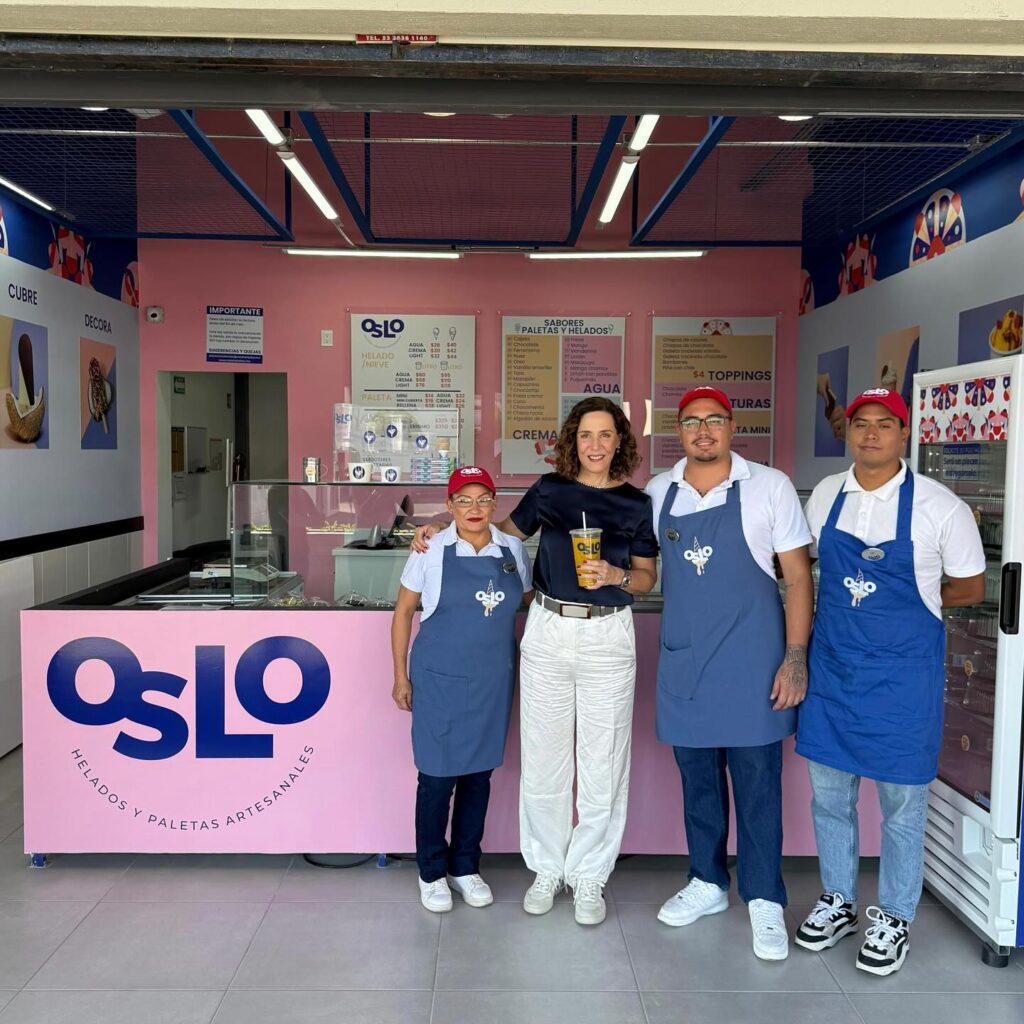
left=409, top=541, right=523, bottom=776
left=796, top=472, right=945, bottom=785
left=656, top=481, right=793, bottom=748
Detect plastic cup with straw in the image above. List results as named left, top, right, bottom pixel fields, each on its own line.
left=570, top=511, right=601, bottom=587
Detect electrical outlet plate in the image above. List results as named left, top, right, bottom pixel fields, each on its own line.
left=321, top=329, right=334, bottom=347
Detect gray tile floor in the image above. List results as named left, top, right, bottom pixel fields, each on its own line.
left=1, top=746, right=1023, bottom=1023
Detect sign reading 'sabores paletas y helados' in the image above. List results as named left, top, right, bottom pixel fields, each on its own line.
left=20, top=611, right=420, bottom=853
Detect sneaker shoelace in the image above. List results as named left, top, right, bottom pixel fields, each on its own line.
left=423, top=879, right=448, bottom=898
left=806, top=892, right=849, bottom=928
left=575, top=879, right=602, bottom=903
left=461, top=873, right=485, bottom=891
left=864, top=906, right=904, bottom=949
left=672, top=879, right=717, bottom=907
left=749, top=901, right=785, bottom=933
left=532, top=874, right=560, bottom=896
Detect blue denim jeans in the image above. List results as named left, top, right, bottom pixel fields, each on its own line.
left=415, top=769, right=493, bottom=883
left=673, top=741, right=787, bottom=906
left=807, top=759, right=929, bottom=922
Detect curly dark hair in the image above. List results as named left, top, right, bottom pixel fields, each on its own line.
left=553, top=396, right=642, bottom=481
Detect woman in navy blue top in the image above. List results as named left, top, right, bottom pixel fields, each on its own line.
left=414, top=397, right=657, bottom=926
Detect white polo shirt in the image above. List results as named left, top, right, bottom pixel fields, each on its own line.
left=803, top=460, right=986, bottom=620
left=399, top=522, right=533, bottom=620
left=645, top=453, right=812, bottom=579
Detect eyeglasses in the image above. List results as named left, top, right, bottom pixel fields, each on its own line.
left=451, top=496, right=496, bottom=508
left=678, top=414, right=731, bottom=433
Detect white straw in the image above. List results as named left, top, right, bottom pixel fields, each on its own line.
left=582, top=511, right=587, bottom=531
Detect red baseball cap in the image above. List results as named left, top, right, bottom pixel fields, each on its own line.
left=845, top=387, right=909, bottom=426
left=677, top=385, right=733, bottom=417
left=447, top=466, right=496, bottom=497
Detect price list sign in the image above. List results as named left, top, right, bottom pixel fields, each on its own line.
left=351, top=313, right=475, bottom=464
left=501, top=316, right=624, bottom=474
left=651, top=316, right=775, bottom=470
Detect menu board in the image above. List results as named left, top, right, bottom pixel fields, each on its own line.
left=501, top=316, right=625, bottom=474
left=350, top=313, right=475, bottom=464
left=651, top=316, right=775, bottom=470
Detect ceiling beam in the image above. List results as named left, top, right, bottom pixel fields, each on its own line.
left=167, top=109, right=292, bottom=240
left=632, top=115, right=735, bottom=245
left=6, top=71, right=1024, bottom=117
left=2, top=38, right=1024, bottom=113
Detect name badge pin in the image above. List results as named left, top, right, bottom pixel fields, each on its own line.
left=501, top=561, right=517, bottom=575
left=665, top=528, right=680, bottom=543
left=861, top=547, right=886, bottom=562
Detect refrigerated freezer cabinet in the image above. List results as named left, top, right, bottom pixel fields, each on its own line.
left=912, top=354, right=1024, bottom=966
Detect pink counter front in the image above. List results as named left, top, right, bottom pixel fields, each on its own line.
left=20, top=609, right=882, bottom=855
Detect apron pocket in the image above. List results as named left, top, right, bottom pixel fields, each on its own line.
left=657, top=644, right=698, bottom=701
left=413, top=666, right=471, bottom=715
left=847, top=654, right=943, bottom=720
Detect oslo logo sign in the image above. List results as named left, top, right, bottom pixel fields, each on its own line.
left=361, top=317, right=405, bottom=348
left=47, top=636, right=330, bottom=761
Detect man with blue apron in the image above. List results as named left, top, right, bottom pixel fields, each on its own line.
left=795, top=388, right=985, bottom=976
left=646, top=385, right=814, bottom=962
left=392, top=467, right=531, bottom=913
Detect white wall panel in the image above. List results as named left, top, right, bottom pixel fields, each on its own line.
left=0, top=557, right=33, bottom=755
left=795, top=219, right=1024, bottom=490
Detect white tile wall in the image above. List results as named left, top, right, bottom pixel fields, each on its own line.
left=0, top=557, right=34, bottom=757
left=3, top=530, right=143, bottom=757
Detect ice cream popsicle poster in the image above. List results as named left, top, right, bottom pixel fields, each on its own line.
left=80, top=338, right=117, bottom=450
left=0, top=317, right=49, bottom=449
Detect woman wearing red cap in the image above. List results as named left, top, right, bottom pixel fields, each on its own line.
left=413, top=397, right=658, bottom=925
left=392, top=466, right=532, bottom=913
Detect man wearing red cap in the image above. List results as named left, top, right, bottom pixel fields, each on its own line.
left=646, top=385, right=814, bottom=961
left=795, top=388, right=985, bottom=976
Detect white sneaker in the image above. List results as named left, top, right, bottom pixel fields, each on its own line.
left=573, top=878, right=606, bottom=926
left=657, top=877, right=729, bottom=927
left=749, top=899, right=789, bottom=961
left=523, top=872, right=563, bottom=915
left=448, top=873, right=493, bottom=908
left=418, top=876, right=453, bottom=913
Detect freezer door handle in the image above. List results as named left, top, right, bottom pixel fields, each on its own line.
left=1000, top=562, right=1021, bottom=635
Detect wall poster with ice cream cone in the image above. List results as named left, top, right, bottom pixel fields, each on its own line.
left=0, top=316, right=48, bottom=449
left=873, top=325, right=920, bottom=413
left=80, top=338, right=117, bottom=449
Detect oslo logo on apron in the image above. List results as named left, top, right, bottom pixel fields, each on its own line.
left=475, top=579, right=506, bottom=616
left=683, top=536, right=713, bottom=576
left=842, top=569, right=877, bottom=607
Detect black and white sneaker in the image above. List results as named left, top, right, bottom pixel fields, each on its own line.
left=856, top=906, right=909, bottom=976
left=795, top=892, right=859, bottom=951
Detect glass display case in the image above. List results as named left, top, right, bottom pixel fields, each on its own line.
left=919, top=440, right=1005, bottom=810
left=229, top=481, right=534, bottom=609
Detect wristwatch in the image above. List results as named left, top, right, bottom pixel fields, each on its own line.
left=619, top=571, right=632, bottom=590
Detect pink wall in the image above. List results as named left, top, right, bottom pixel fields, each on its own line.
left=139, top=241, right=800, bottom=562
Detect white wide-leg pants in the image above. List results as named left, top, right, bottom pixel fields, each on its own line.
left=518, top=600, right=636, bottom=887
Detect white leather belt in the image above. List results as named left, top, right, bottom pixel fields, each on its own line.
left=534, top=591, right=625, bottom=619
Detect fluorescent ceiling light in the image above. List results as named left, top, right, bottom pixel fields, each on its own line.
left=277, top=150, right=339, bottom=221
left=81, top=107, right=109, bottom=112
left=0, top=173, right=54, bottom=212
left=628, top=114, right=660, bottom=152
left=778, top=114, right=814, bottom=122
left=246, top=108, right=287, bottom=147
left=528, top=250, right=705, bottom=260
left=597, top=157, right=638, bottom=225
left=423, top=112, right=456, bottom=117
left=283, top=247, right=461, bottom=259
